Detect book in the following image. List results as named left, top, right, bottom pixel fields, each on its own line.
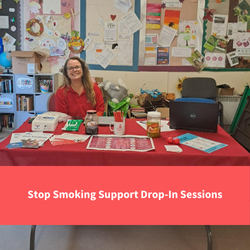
left=16, top=95, right=20, bottom=111
left=20, top=96, right=25, bottom=111
left=26, top=97, right=34, bottom=111
left=23, top=98, right=27, bottom=111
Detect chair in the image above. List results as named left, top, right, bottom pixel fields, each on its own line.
left=48, top=93, right=56, bottom=111
left=29, top=225, right=213, bottom=250
left=178, top=77, right=224, bottom=128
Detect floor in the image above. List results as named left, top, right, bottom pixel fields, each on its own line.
left=0, top=225, right=249, bottom=250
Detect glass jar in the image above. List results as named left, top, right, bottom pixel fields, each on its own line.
left=147, top=111, right=161, bottom=138
left=85, top=110, right=99, bottom=135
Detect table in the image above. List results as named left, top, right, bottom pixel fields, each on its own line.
left=0, top=119, right=249, bottom=166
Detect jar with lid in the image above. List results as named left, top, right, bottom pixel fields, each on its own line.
left=146, top=111, right=161, bottom=138
left=85, top=110, right=99, bottom=135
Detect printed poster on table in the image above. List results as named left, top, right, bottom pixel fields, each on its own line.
left=87, top=135, right=155, bottom=152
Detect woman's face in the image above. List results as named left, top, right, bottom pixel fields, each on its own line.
left=66, top=59, right=83, bottom=82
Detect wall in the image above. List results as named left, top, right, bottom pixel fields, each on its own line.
left=89, top=69, right=249, bottom=105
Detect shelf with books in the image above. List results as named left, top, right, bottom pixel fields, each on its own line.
left=12, top=73, right=60, bottom=129
left=0, top=113, right=15, bottom=131
left=16, top=94, right=34, bottom=112
left=0, top=73, right=61, bottom=132
left=0, top=74, right=15, bottom=133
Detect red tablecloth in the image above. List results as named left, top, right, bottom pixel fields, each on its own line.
left=0, top=119, right=249, bottom=166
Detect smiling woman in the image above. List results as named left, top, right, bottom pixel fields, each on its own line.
left=55, top=56, right=105, bottom=118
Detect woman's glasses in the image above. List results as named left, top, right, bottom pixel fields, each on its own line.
left=67, top=65, right=82, bottom=71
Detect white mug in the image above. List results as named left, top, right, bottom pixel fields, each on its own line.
left=109, top=120, right=125, bottom=135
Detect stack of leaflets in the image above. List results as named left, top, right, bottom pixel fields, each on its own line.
left=6, top=132, right=53, bottom=149
left=164, top=145, right=183, bottom=153
left=49, top=133, right=90, bottom=146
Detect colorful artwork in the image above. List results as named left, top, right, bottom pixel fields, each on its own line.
left=157, top=47, right=170, bottom=65
left=0, top=0, right=2, bottom=9
left=146, top=3, right=161, bottom=30
left=177, top=21, right=197, bottom=48
left=26, top=19, right=44, bottom=36
left=164, top=10, right=180, bottom=31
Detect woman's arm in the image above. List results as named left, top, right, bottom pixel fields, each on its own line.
left=94, top=83, right=105, bottom=116
left=55, top=88, right=69, bottom=114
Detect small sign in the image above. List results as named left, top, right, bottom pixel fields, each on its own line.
left=17, top=78, right=33, bottom=89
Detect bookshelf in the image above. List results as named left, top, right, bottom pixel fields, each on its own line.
left=0, top=73, right=60, bottom=131
left=0, top=74, right=15, bottom=132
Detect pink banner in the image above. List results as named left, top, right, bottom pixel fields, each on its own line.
left=0, top=166, right=249, bottom=225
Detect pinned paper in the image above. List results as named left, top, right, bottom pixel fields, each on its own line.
left=29, top=1, right=41, bottom=14
left=83, top=37, right=92, bottom=50
left=164, top=10, right=180, bottom=31
left=45, top=16, right=51, bottom=24
left=9, top=8, right=15, bottom=12
left=50, top=46, right=64, bottom=56
left=205, top=53, right=225, bottom=68
left=158, top=25, right=177, bottom=47
left=114, top=0, right=132, bottom=13
left=162, top=0, right=182, bottom=8
left=226, top=51, right=239, bottom=67
left=44, top=25, right=53, bottom=36
left=122, top=11, right=142, bottom=35
left=99, top=16, right=104, bottom=26
left=96, top=47, right=117, bottom=69
left=43, top=0, right=61, bottom=14
left=57, top=38, right=66, bottom=50
left=39, top=38, right=56, bottom=49
left=3, top=33, right=16, bottom=51
left=0, top=16, right=9, bottom=29
left=146, top=4, right=161, bottom=30
left=104, top=22, right=117, bottom=42
left=177, top=21, right=197, bottom=48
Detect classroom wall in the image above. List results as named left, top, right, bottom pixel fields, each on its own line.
left=89, top=69, right=249, bottom=105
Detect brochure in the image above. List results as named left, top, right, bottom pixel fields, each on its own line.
left=174, top=133, right=228, bottom=153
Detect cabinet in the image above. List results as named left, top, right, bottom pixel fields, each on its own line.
left=0, top=73, right=61, bottom=131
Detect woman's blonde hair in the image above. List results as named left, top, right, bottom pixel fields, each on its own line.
left=60, top=56, right=96, bottom=107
